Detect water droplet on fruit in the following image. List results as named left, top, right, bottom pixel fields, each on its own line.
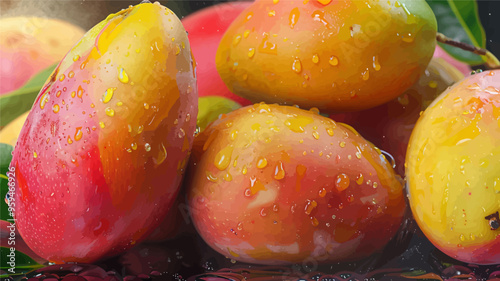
left=317, top=0, right=332, bottom=5
left=312, top=131, right=320, bottom=140
left=105, top=107, right=115, bottom=117
left=67, top=136, right=73, bottom=144
left=214, top=146, right=234, bottom=171
left=102, top=88, right=115, bottom=103
left=33, top=151, right=38, bottom=158
left=73, top=55, right=80, bottom=61
left=312, top=54, right=319, bottom=64
left=155, top=143, right=168, bottom=166
left=59, top=74, right=65, bottom=81
left=52, top=104, right=60, bottom=113
left=99, top=122, right=105, bottom=128
left=243, top=30, right=251, bottom=38
left=131, top=142, right=138, bottom=150
left=339, top=142, right=346, bottom=148
left=372, top=56, right=381, bottom=71
left=257, top=157, right=268, bottom=169
left=39, top=92, right=49, bottom=109
left=74, top=127, right=83, bottom=141
left=362, top=68, right=370, bottom=80
left=268, top=10, right=276, bottom=17
left=285, top=116, right=313, bottom=132
left=336, top=173, right=350, bottom=191
left=145, top=143, right=151, bottom=152
left=118, top=68, right=129, bottom=83
left=248, top=48, right=255, bottom=58
left=289, top=7, right=300, bottom=29
left=304, top=200, right=317, bottom=215
left=233, top=35, right=242, bottom=46
left=292, top=58, right=302, bottom=73
left=274, top=161, right=285, bottom=180
left=329, top=56, right=339, bottom=66
left=258, top=35, right=278, bottom=55
left=319, top=187, right=326, bottom=197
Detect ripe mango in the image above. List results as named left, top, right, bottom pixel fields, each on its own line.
left=216, top=0, right=437, bottom=112
left=187, top=103, right=405, bottom=264
left=406, top=70, right=500, bottom=264
left=10, top=2, right=197, bottom=263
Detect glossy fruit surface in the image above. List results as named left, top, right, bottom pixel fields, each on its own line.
left=187, top=103, right=405, bottom=264
left=182, top=1, right=252, bottom=106
left=10, top=2, right=197, bottom=263
left=0, top=17, right=85, bottom=94
left=332, top=55, right=464, bottom=175
left=216, top=0, right=437, bottom=112
left=406, top=70, right=500, bottom=265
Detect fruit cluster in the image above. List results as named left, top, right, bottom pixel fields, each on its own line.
left=2, top=0, right=499, bottom=277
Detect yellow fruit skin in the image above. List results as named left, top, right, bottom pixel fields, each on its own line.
left=406, top=70, right=500, bottom=265
left=216, top=0, right=436, bottom=112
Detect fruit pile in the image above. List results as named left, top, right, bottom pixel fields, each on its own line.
left=1, top=0, right=499, bottom=280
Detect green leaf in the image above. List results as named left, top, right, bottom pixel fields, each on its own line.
left=0, top=143, right=14, bottom=222
left=427, top=0, right=485, bottom=65
left=0, top=64, right=57, bottom=127
left=0, top=247, right=43, bottom=276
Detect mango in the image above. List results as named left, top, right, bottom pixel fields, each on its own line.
left=0, top=17, right=85, bottom=94
left=10, top=2, right=197, bottom=263
left=187, top=103, right=405, bottom=264
left=332, top=53, right=464, bottom=176
left=406, top=70, right=500, bottom=264
left=216, top=0, right=437, bottom=112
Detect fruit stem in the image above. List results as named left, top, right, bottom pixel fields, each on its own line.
left=436, top=33, right=500, bottom=69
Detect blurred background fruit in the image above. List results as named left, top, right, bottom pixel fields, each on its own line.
left=0, top=111, right=29, bottom=146
left=182, top=2, right=252, bottom=106
left=0, top=17, right=84, bottom=94
left=406, top=70, right=500, bottom=265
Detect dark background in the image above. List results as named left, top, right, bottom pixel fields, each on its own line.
left=1, top=0, right=499, bottom=59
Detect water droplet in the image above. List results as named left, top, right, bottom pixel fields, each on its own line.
left=289, top=7, right=300, bottom=29
left=356, top=173, right=364, bottom=185
left=362, top=68, right=370, bottom=80
left=74, top=127, right=83, bottom=141
left=317, top=0, right=332, bottom=5
left=257, top=157, right=268, bottom=169
left=118, top=68, right=129, bottom=83
left=131, top=142, right=138, bottom=150
left=373, top=182, right=378, bottom=188
left=336, top=173, right=350, bottom=191
left=105, top=107, right=115, bottom=117
left=230, top=130, right=238, bottom=141
left=242, top=165, right=248, bottom=175
left=102, top=88, right=115, bottom=103
left=68, top=71, right=75, bottom=78
left=273, top=0, right=279, bottom=3
left=175, top=44, right=181, bottom=55
left=305, top=200, right=317, bottom=215
left=339, top=141, right=346, bottom=148
left=214, top=146, right=234, bottom=171
left=224, top=172, right=232, bottom=182
left=59, top=74, right=65, bottom=81
left=145, top=143, right=151, bottom=152
left=67, top=136, right=73, bottom=144
left=155, top=143, right=168, bottom=166
left=243, top=30, right=251, bottom=38
left=73, top=55, right=80, bottom=61
left=319, top=187, right=326, bottom=197
left=248, top=48, right=255, bottom=58
left=233, top=35, right=242, bottom=46
left=312, top=131, right=320, bottom=140
left=329, top=56, right=338, bottom=66
left=53, top=104, right=60, bottom=113
left=258, top=34, right=278, bottom=55
left=312, top=54, right=319, bottom=64
left=99, top=122, right=105, bottom=128
left=292, top=57, right=302, bottom=73
left=268, top=10, right=276, bottom=17
left=39, top=92, right=49, bottom=109
left=285, top=115, right=313, bottom=132
left=372, top=56, right=381, bottom=71
left=428, top=80, right=438, bottom=88
left=274, top=161, right=285, bottom=180
left=56, top=90, right=62, bottom=97
left=33, top=151, right=38, bottom=158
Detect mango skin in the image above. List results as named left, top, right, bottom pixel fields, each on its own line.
left=406, top=70, right=500, bottom=265
left=332, top=54, right=464, bottom=176
left=187, top=103, right=405, bottom=264
left=216, top=0, right=437, bottom=112
left=10, top=3, right=197, bottom=263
